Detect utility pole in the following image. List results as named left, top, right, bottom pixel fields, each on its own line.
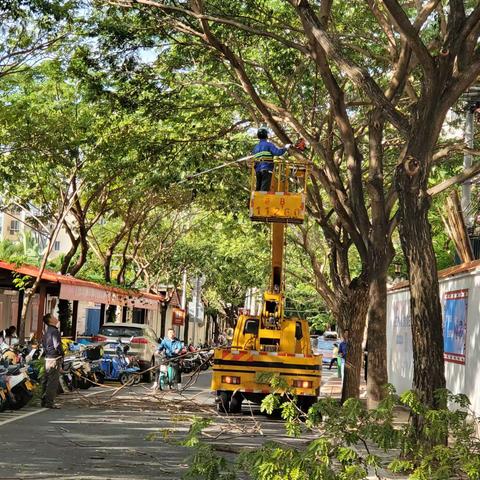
left=192, top=276, right=200, bottom=346
left=461, top=85, right=480, bottom=229
left=178, top=269, right=187, bottom=338
left=462, top=107, right=474, bottom=228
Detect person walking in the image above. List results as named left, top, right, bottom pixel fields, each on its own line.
left=338, top=329, right=349, bottom=381
left=41, top=314, right=63, bottom=409
left=252, top=128, right=289, bottom=191
left=329, top=342, right=338, bottom=371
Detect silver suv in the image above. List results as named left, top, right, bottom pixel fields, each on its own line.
left=93, top=323, right=159, bottom=381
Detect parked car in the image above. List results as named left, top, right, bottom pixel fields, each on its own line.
left=92, top=323, right=158, bottom=382
left=323, top=331, right=338, bottom=340
left=310, top=335, right=336, bottom=365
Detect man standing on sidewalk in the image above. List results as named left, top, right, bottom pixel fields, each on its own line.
left=338, top=329, right=349, bottom=381
left=41, top=313, right=63, bottom=409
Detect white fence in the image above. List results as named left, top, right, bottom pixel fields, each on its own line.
left=387, top=261, right=480, bottom=416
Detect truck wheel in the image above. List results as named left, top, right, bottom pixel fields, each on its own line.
left=229, top=393, right=243, bottom=414
left=298, top=395, right=317, bottom=415
left=217, top=391, right=231, bottom=414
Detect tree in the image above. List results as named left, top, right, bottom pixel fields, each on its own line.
left=163, top=210, right=268, bottom=327
left=104, top=0, right=480, bottom=410
left=0, top=1, right=74, bottom=79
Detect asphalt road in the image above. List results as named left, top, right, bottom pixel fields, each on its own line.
left=0, top=369, right=335, bottom=480
left=0, top=369, right=344, bottom=480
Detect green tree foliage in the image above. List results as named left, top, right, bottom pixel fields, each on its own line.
left=0, top=0, right=75, bottom=78
left=163, top=211, right=269, bottom=318
left=181, top=388, right=480, bottom=480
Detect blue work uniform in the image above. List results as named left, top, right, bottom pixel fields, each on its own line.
left=156, top=337, right=183, bottom=386
left=252, top=140, right=287, bottom=191
left=157, top=337, right=183, bottom=358
left=338, top=340, right=348, bottom=380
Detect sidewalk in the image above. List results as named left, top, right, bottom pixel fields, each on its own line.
left=319, top=367, right=409, bottom=480
left=320, top=367, right=367, bottom=399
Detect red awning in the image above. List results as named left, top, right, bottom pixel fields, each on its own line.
left=0, top=261, right=163, bottom=310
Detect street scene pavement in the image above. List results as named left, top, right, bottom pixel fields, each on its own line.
left=0, top=368, right=343, bottom=480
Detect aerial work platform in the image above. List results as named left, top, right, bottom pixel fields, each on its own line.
left=249, top=159, right=308, bottom=224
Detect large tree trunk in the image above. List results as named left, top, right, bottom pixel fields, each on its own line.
left=160, top=302, right=167, bottom=338
left=212, top=312, right=219, bottom=343
left=366, top=110, right=392, bottom=408
left=366, top=272, right=389, bottom=408
left=104, top=249, right=113, bottom=284
left=183, top=313, right=190, bottom=344
left=58, top=299, right=71, bottom=336
left=68, top=226, right=89, bottom=276
left=60, top=235, right=81, bottom=274
left=338, top=280, right=370, bottom=403
left=396, top=143, right=446, bottom=411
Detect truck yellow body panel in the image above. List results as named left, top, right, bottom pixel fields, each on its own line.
left=211, top=314, right=322, bottom=401
left=249, top=191, right=305, bottom=224
left=211, top=346, right=322, bottom=397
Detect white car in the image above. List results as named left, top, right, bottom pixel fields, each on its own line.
left=92, top=323, right=159, bottom=381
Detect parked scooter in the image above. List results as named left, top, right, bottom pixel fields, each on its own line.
left=199, top=351, right=213, bottom=371
left=180, top=349, right=212, bottom=373
left=93, top=341, right=140, bottom=385
left=0, top=371, right=8, bottom=412
left=60, top=354, right=93, bottom=392
left=0, top=342, right=20, bottom=365
left=0, top=364, right=34, bottom=410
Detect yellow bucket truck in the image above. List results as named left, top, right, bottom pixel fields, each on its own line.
left=211, top=155, right=322, bottom=413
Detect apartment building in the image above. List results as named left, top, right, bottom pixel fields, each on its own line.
left=0, top=207, right=72, bottom=259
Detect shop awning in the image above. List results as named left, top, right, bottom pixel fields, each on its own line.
left=0, top=261, right=162, bottom=310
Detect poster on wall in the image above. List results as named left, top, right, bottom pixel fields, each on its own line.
left=389, top=295, right=413, bottom=393
left=443, top=289, right=468, bottom=365
left=392, top=298, right=411, bottom=350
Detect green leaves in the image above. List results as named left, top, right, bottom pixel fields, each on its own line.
left=181, top=416, right=212, bottom=447
left=259, top=393, right=281, bottom=415
left=180, top=386, right=480, bottom=480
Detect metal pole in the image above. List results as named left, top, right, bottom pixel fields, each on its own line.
left=181, top=270, right=187, bottom=309
left=178, top=269, right=187, bottom=338
left=192, top=276, right=199, bottom=346
left=462, top=109, right=474, bottom=228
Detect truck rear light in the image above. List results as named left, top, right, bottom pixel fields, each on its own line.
left=293, top=380, right=312, bottom=389
left=131, top=337, right=149, bottom=344
left=92, top=335, right=107, bottom=342
left=222, top=375, right=241, bottom=385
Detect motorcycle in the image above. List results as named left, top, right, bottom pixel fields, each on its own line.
left=0, top=364, right=34, bottom=410
left=0, top=342, right=20, bottom=365
left=0, top=371, right=8, bottom=412
left=199, top=351, right=213, bottom=371
left=60, top=354, right=94, bottom=392
left=181, top=350, right=212, bottom=373
left=155, top=353, right=181, bottom=390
